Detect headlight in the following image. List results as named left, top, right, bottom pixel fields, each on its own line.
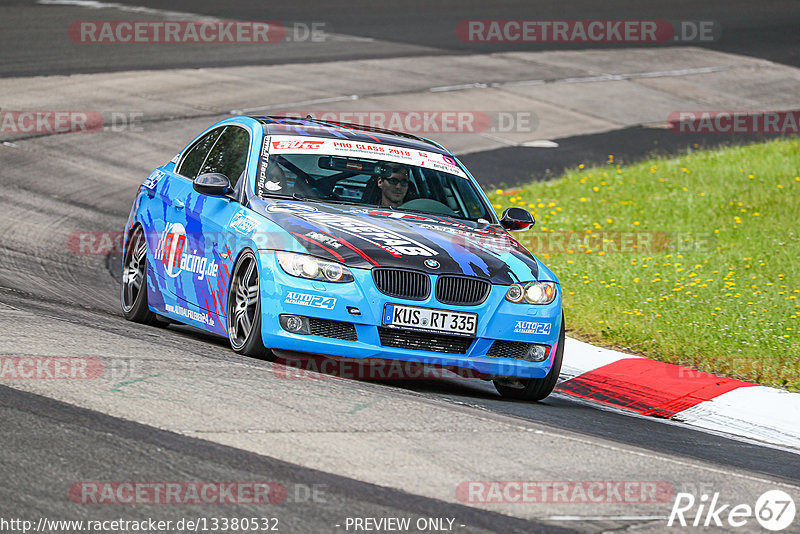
left=276, top=252, right=354, bottom=283
left=505, top=281, right=557, bottom=304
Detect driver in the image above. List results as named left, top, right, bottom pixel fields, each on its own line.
left=377, top=164, right=411, bottom=207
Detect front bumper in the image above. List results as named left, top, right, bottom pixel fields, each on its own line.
left=258, top=251, right=562, bottom=379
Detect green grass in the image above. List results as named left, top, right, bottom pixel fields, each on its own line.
left=487, top=138, right=800, bottom=390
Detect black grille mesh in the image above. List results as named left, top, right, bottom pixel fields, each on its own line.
left=372, top=269, right=430, bottom=300
left=435, top=275, right=491, bottom=306
left=378, top=327, right=473, bottom=354
left=487, top=340, right=532, bottom=359
left=308, top=318, right=357, bottom=341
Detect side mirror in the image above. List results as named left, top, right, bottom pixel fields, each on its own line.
left=500, top=207, right=535, bottom=231
left=193, top=173, right=231, bottom=196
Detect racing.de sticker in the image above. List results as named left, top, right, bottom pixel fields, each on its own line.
left=284, top=292, right=336, bottom=309
left=514, top=321, right=551, bottom=335
left=153, top=222, right=219, bottom=280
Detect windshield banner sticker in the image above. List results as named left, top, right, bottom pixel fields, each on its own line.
left=267, top=135, right=468, bottom=178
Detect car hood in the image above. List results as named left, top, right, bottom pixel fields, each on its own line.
left=249, top=199, right=542, bottom=285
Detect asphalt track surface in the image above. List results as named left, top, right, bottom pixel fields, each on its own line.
left=0, top=385, right=565, bottom=534
left=1, top=1, right=800, bottom=533
left=2, top=0, right=799, bottom=76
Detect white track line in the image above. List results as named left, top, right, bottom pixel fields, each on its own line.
left=38, top=0, right=213, bottom=19
left=37, top=0, right=375, bottom=41
left=430, top=66, right=733, bottom=92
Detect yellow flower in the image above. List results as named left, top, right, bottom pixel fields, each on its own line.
left=580, top=197, right=587, bottom=202
left=578, top=164, right=585, bottom=169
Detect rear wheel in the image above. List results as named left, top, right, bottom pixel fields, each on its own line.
left=121, top=225, right=161, bottom=325
left=227, top=251, right=274, bottom=360
left=494, top=312, right=565, bottom=401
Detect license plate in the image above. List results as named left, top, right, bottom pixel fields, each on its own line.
left=382, top=304, right=478, bottom=337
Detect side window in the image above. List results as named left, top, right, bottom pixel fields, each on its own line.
left=199, top=126, right=250, bottom=188
left=176, top=128, right=224, bottom=179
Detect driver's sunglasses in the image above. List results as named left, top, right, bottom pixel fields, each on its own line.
left=385, top=177, right=410, bottom=187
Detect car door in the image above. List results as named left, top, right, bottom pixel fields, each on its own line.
left=181, top=124, right=253, bottom=328
left=150, top=127, right=224, bottom=298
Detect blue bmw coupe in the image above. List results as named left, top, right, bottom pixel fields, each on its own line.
left=122, top=116, right=564, bottom=400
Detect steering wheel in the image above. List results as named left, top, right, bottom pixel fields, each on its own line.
left=398, top=198, right=458, bottom=216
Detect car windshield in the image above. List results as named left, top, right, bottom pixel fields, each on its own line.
left=255, top=151, right=495, bottom=222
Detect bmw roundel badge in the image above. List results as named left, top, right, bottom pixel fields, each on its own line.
left=424, top=259, right=440, bottom=269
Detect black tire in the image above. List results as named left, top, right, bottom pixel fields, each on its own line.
left=121, top=225, right=161, bottom=325
left=227, top=250, right=274, bottom=360
left=494, top=312, right=565, bottom=401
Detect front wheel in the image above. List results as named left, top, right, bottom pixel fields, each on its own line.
left=493, top=312, right=565, bottom=401
left=227, top=250, right=274, bottom=360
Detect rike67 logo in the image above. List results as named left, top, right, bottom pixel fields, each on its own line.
left=668, top=489, right=796, bottom=531
left=153, top=223, right=218, bottom=281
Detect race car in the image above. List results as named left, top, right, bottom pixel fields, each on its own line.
left=121, top=116, right=564, bottom=400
